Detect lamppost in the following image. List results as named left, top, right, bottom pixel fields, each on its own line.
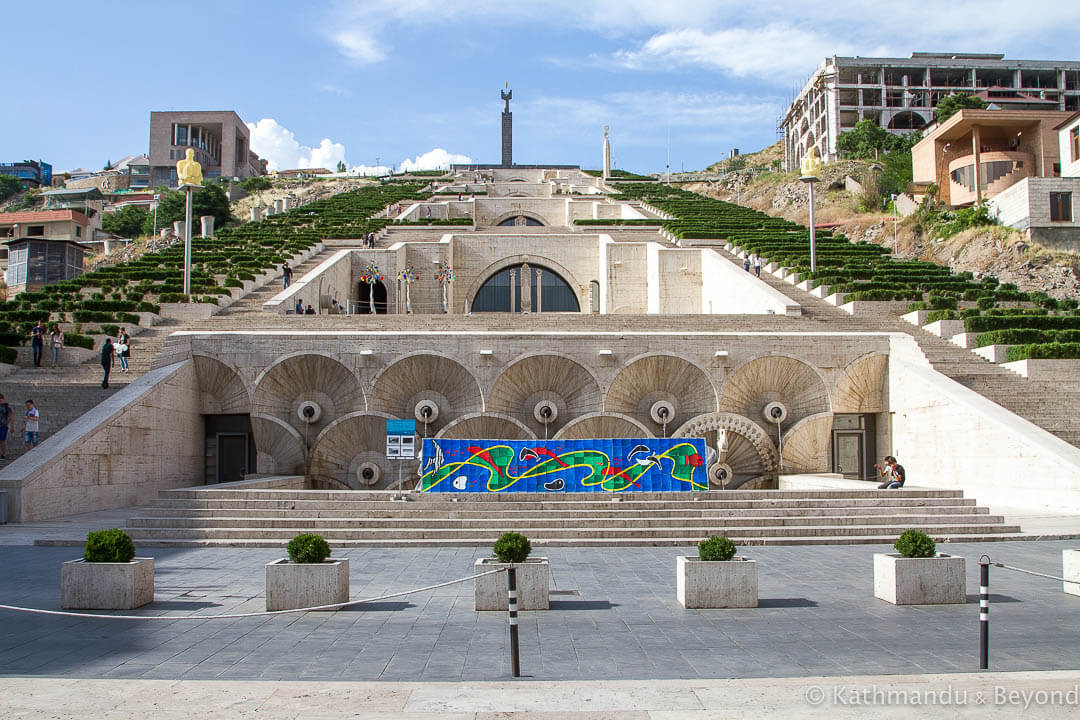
left=799, top=147, right=823, bottom=272
left=891, top=193, right=898, bottom=254
left=176, top=149, right=204, bottom=300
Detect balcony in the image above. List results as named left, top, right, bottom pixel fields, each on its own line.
left=947, top=151, right=1034, bottom=205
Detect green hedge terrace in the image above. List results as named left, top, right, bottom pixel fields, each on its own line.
left=392, top=218, right=474, bottom=225
left=1005, top=342, right=1080, bottom=361
left=583, top=169, right=656, bottom=181
left=572, top=219, right=663, bottom=226
left=0, top=183, right=430, bottom=351
left=612, top=183, right=1049, bottom=311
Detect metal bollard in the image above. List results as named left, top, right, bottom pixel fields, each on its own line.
left=979, top=555, right=990, bottom=670
left=507, top=566, right=520, bottom=678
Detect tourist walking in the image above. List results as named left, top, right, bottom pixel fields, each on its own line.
left=743, top=256, right=751, bottom=272
left=49, top=325, right=63, bottom=366
left=23, top=399, right=39, bottom=449
left=0, top=394, right=12, bottom=459
left=752, top=253, right=762, bottom=277
left=30, top=320, right=45, bottom=367
left=100, top=337, right=114, bottom=389
left=282, top=261, right=293, bottom=289
left=116, top=328, right=131, bottom=373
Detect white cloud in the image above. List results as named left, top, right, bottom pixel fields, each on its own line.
left=349, top=164, right=393, bottom=177
left=247, top=118, right=347, bottom=172
left=398, top=148, right=472, bottom=172
left=614, top=26, right=849, bottom=77
left=330, top=28, right=385, bottom=64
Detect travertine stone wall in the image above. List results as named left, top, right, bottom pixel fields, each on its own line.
left=0, top=362, right=203, bottom=521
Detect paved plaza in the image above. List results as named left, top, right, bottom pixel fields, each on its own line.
left=1, top=541, right=1077, bottom=683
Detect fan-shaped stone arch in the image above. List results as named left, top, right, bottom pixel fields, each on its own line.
left=370, top=353, right=483, bottom=435
left=436, top=412, right=535, bottom=440
left=252, top=354, right=365, bottom=437
left=491, top=210, right=549, bottom=226
left=834, top=353, right=888, bottom=413
left=779, top=412, right=833, bottom=475
left=308, top=412, right=397, bottom=490
left=674, top=412, right=779, bottom=490
left=605, top=354, right=717, bottom=435
left=193, top=355, right=250, bottom=414
left=553, top=412, right=652, bottom=440
left=251, top=414, right=306, bottom=476
left=488, top=354, right=601, bottom=438
left=719, top=355, right=829, bottom=435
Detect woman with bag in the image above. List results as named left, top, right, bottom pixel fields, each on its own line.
left=116, top=328, right=131, bottom=373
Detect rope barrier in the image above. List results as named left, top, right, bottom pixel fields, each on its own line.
left=0, top=567, right=507, bottom=621
left=990, top=561, right=1070, bottom=584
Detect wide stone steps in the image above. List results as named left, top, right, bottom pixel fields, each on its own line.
left=123, top=488, right=1019, bottom=547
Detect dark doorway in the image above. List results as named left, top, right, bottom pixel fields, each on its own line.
left=217, top=433, right=250, bottom=484
left=204, top=414, right=256, bottom=484
left=357, top=281, right=388, bottom=313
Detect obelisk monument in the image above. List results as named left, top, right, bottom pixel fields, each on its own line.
left=501, top=83, right=513, bottom=167
left=603, top=126, right=611, bottom=179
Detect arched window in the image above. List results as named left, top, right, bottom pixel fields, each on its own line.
left=497, top=215, right=543, bottom=226
left=472, top=264, right=580, bottom=312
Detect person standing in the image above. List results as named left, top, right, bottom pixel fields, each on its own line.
left=116, top=328, right=131, bottom=373
left=742, top=256, right=751, bottom=272
left=23, top=399, right=39, bottom=449
left=0, top=394, right=12, bottom=459
left=752, top=253, right=762, bottom=277
left=49, top=325, right=63, bottom=367
left=30, top=321, right=45, bottom=367
left=282, top=261, right=293, bottom=289
left=100, top=337, right=114, bottom=389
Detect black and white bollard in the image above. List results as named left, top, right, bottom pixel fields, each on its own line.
left=507, top=566, right=520, bottom=677
left=979, top=555, right=990, bottom=670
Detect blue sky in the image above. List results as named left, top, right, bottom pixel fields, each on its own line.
left=3, top=1, right=1079, bottom=174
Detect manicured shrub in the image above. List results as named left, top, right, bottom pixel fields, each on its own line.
left=286, top=533, right=331, bottom=564
left=63, top=333, right=95, bottom=350
left=976, top=296, right=996, bottom=311
left=894, top=529, right=936, bottom=559
left=0, top=346, right=16, bottom=364
left=83, top=528, right=136, bottom=563
left=1005, top=342, right=1080, bottom=362
left=925, top=309, right=958, bottom=323
left=492, top=532, right=532, bottom=563
left=698, top=535, right=737, bottom=561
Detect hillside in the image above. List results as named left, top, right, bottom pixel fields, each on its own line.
left=688, top=148, right=1080, bottom=300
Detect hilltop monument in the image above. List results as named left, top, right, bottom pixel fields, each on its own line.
left=603, top=126, right=611, bottom=179
left=501, top=83, right=513, bottom=167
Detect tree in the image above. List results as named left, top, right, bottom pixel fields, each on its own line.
left=142, top=180, right=234, bottom=236
left=934, top=93, right=987, bottom=124
left=102, top=205, right=149, bottom=238
left=241, top=175, right=272, bottom=193
left=336, top=160, right=346, bottom=173
left=0, top=174, right=21, bottom=202
left=837, top=119, right=891, bottom=159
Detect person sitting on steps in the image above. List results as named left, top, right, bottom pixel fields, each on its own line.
left=874, top=456, right=905, bottom=489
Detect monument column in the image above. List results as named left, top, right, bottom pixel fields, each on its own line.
left=521, top=263, right=532, bottom=313
left=501, top=84, right=513, bottom=168
left=603, top=126, right=611, bottom=179
left=535, top=267, right=543, bottom=313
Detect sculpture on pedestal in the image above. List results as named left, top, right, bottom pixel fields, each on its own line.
left=176, top=148, right=203, bottom=186
left=398, top=264, right=417, bottom=314
left=434, top=263, right=455, bottom=314
left=361, top=262, right=383, bottom=315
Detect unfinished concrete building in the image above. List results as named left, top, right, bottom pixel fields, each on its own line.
left=782, top=53, right=1080, bottom=171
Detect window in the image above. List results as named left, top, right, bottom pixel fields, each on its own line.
left=472, top=264, right=580, bottom=313
left=1050, top=192, right=1073, bottom=222
left=26, top=225, right=44, bottom=236
left=74, top=226, right=81, bottom=237
left=1072, top=127, right=1079, bottom=162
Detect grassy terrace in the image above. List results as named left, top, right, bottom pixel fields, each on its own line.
left=613, top=183, right=1080, bottom=361
left=0, top=183, right=430, bottom=362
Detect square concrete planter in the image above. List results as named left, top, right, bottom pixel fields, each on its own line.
left=874, top=553, right=966, bottom=605
left=61, top=557, right=154, bottom=610
left=1064, top=550, right=1080, bottom=596
left=677, top=556, right=758, bottom=608
left=474, top=558, right=549, bottom=611
left=265, top=558, right=349, bottom=611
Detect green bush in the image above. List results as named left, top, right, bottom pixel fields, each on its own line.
left=1005, top=342, right=1080, bottom=362
left=100, top=324, right=120, bottom=337
left=83, top=528, right=136, bottom=563
left=976, top=296, right=996, bottom=311
left=894, top=529, right=936, bottom=558
left=0, top=346, right=16, bottom=364
left=492, top=532, right=532, bottom=563
left=697, top=535, right=737, bottom=561
left=63, top=332, right=95, bottom=350
left=925, top=309, right=958, bottom=323
left=286, top=533, right=331, bottom=563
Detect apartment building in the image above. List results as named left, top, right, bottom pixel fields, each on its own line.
left=782, top=53, right=1080, bottom=171
left=148, top=110, right=266, bottom=187
left=0, top=159, right=53, bottom=188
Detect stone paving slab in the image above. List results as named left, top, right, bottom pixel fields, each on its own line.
left=0, top=542, right=1078, bottom=684
left=1, top=672, right=1080, bottom=718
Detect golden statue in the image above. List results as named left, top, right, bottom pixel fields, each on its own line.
left=800, top=146, right=822, bottom=177
left=176, top=148, right=203, bottom=186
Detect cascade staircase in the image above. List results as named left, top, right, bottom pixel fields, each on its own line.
left=123, top=485, right=1022, bottom=547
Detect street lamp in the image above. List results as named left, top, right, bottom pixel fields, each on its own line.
left=799, top=147, right=823, bottom=272
left=891, top=193, right=898, bottom=254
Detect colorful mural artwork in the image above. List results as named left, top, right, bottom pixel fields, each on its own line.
left=418, top=438, right=708, bottom=493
